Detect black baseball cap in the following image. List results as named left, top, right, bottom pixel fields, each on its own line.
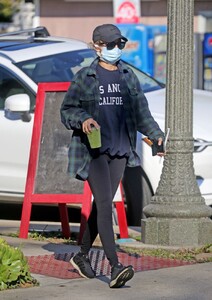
left=92, top=24, right=128, bottom=43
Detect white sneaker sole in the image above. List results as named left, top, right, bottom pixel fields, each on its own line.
left=110, top=267, right=134, bottom=288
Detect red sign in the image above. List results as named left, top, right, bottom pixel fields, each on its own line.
left=114, top=0, right=140, bottom=24
left=208, top=37, right=212, bottom=47
left=19, top=82, right=92, bottom=241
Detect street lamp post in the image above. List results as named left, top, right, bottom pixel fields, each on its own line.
left=141, top=0, right=212, bottom=246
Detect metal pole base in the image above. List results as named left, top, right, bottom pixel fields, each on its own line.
left=141, top=217, right=212, bottom=246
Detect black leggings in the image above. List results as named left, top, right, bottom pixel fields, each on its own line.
left=80, top=154, right=127, bottom=266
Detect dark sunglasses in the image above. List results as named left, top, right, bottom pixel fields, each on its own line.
left=106, top=40, right=126, bottom=50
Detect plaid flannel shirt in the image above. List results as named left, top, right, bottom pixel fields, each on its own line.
left=60, top=58, right=164, bottom=180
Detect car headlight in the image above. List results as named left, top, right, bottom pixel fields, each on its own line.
left=194, top=138, right=212, bottom=153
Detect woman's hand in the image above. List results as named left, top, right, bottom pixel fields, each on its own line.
left=82, top=118, right=100, bottom=134
left=157, top=137, right=165, bottom=157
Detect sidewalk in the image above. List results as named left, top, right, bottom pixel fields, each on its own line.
left=0, top=220, right=212, bottom=300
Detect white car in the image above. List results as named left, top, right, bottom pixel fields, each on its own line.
left=0, top=27, right=212, bottom=226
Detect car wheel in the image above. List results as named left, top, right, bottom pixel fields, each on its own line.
left=122, top=166, right=153, bottom=226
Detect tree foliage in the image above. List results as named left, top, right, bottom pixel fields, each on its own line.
left=0, top=0, right=21, bottom=22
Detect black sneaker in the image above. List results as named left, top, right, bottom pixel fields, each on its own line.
left=109, top=263, right=134, bottom=288
left=70, top=252, right=95, bottom=279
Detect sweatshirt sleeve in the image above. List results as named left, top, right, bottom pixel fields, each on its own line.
left=60, top=75, right=92, bottom=130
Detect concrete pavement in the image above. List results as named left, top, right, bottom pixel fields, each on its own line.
left=1, top=254, right=211, bottom=300
left=0, top=220, right=212, bottom=300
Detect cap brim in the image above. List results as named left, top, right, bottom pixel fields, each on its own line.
left=121, top=36, right=128, bottom=42
left=106, top=34, right=128, bottom=43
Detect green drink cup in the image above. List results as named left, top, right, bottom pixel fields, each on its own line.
left=87, top=127, right=101, bottom=149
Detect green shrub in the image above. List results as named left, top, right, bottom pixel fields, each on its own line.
left=0, top=238, right=38, bottom=291
left=0, top=0, right=21, bottom=22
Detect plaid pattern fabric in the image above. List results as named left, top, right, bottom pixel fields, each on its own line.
left=60, top=58, right=164, bottom=180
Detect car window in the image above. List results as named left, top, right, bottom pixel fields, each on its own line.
left=15, top=48, right=164, bottom=93
left=0, top=66, right=35, bottom=111
left=15, top=49, right=97, bottom=84
left=123, top=62, right=165, bottom=93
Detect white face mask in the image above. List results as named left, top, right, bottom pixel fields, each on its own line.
left=100, top=46, right=122, bottom=64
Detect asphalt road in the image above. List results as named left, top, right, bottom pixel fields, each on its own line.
left=0, top=203, right=81, bottom=223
